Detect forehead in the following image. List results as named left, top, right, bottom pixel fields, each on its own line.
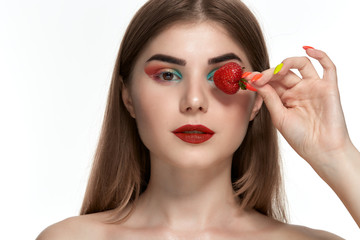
left=137, top=21, right=251, bottom=68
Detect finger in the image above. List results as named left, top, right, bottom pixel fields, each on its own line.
left=242, top=68, right=281, bottom=87
left=254, top=83, right=286, bottom=129
left=281, top=56, right=320, bottom=80
left=248, top=67, right=302, bottom=92
left=305, top=48, right=337, bottom=83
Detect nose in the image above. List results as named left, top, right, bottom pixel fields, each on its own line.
left=179, top=77, right=209, bottom=114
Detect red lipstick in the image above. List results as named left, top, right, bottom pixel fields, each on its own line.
left=172, top=124, right=214, bottom=144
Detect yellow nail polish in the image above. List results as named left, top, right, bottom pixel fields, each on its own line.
left=274, top=63, right=283, bottom=75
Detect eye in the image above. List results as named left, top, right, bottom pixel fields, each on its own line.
left=154, top=69, right=182, bottom=82
left=207, top=68, right=219, bottom=81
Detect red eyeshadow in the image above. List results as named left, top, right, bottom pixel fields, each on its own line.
left=144, top=64, right=164, bottom=76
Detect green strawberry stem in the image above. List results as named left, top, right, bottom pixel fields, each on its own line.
left=239, top=78, right=248, bottom=90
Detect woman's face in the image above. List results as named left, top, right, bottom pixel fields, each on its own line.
left=123, top=21, right=262, bottom=169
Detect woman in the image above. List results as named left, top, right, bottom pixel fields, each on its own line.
left=37, top=0, right=359, bottom=239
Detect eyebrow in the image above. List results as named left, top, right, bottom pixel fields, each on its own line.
left=145, top=53, right=242, bottom=66
left=146, top=54, right=186, bottom=66
left=208, top=53, right=242, bottom=65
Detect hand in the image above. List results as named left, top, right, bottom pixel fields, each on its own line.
left=245, top=47, right=360, bottom=227
left=247, top=47, right=351, bottom=168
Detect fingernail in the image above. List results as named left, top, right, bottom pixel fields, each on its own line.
left=241, top=72, right=252, bottom=78
left=274, top=63, right=283, bottom=75
left=303, top=46, right=315, bottom=50
left=251, top=73, right=263, bottom=83
left=245, top=82, right=257, bottom=92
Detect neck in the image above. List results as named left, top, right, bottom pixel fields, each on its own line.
left=132, top=155, right=243, bottom=231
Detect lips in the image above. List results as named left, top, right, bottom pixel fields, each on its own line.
left=172, top=124, right=215, bottom=144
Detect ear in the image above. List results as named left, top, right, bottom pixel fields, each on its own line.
left=121, top=77, right=136, bottom=118
left=249, top=94, right=263, bottom=121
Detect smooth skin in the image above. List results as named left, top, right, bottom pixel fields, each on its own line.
left=37, top=22, right=356, bottom=239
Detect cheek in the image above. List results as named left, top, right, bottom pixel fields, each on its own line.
left=218, top=92, right=255, bottom=125
left=130, top=81, right=176, bottom=145
left=216, top=94, right=255, bottom=149
left=132, top=82, right=177, bottom=118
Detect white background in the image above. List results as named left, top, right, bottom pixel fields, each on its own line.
left=1, top=0, right=359, bottom=239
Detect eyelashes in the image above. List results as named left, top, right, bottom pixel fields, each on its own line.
left=150, top=68, right=219, bottom=82
left=151, top=69, right=182, bottom=82
left=206, top=68, right=219, bottom=82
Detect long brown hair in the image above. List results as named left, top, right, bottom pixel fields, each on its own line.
left=80, top=0, right=288, bottom=223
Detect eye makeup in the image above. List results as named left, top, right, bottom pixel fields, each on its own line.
left=144, top=60, right=240, bottom=84
left=153, top=69, right=182, bottom=82
left=144, top=64, right=182, bottom=82
left=207, top=68, right=219, bottom=81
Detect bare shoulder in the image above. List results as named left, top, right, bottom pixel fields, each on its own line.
left=36, top=211, right=113, bottom=240
left=277, top=223, right=345, bottom=240
left=245, top=210, right=344, bottom=240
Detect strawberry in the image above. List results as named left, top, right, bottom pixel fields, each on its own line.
left=213, top=62, right=249, bottom=94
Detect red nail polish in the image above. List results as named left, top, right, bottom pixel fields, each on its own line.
left=241, top=72, right=252, bottom=78
left=245, top=82, right=257, bottom=92
left=251, top=73, right=263, bottom=83
left=303, top=46, right=315, bottom=50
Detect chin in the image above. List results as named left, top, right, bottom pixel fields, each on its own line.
left=156, top=148, right=233, bottom=170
